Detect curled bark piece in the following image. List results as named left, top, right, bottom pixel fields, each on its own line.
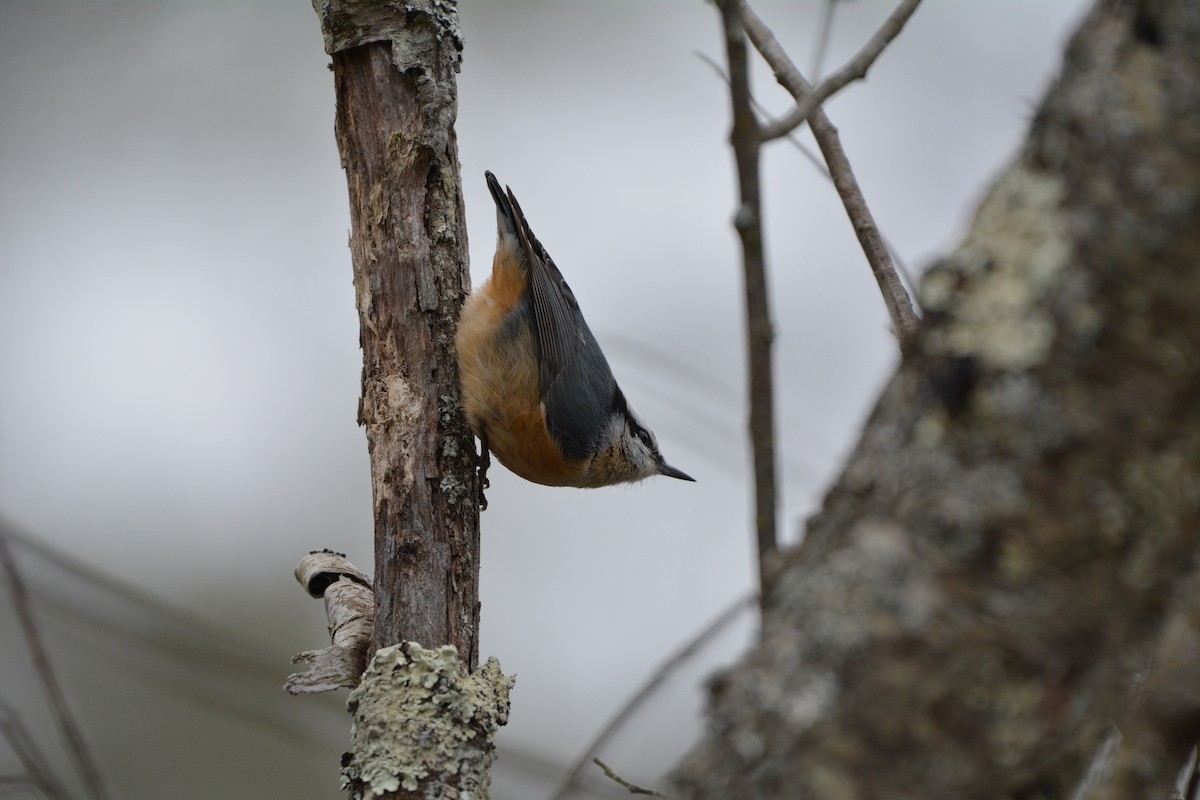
left=294, top=549, right=372, bottom=598
left=286, top=550, right=375, bottom=694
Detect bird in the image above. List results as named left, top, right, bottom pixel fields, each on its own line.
left=455, top=171, right=694, bottom=491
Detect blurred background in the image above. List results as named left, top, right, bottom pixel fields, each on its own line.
left=1, top=1, right=1090, bottom=798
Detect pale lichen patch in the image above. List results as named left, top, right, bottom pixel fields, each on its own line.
left=386, top=373, right=422, bottom=426
left=921, top=163, right=1072, bottom=371
left=771, top=520, right=943, bottom=658
left=342, top=643, right=514, bottom=800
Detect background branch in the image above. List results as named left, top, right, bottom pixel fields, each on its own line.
left=0, top=528, right=110, bottom=800
left=809, top=0, right=839, bottom=81
left=594, top=759, right=666, bottom=798
left=695, top=49, right=921, bottom=332
left=0, top=702, right=69, bottom=800
left=759, top=0, right=923, bottom=142
left=548, top=594, right=754, bottom=800
left=716, top=0, right=779, bottom=602
left=1085, top=565, right=1200, bottom=798
left=741, top=0, right=921, bottom=348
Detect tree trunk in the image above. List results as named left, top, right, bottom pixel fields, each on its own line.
left=314, top=0, right=480, bottom=670
left=310, top=2, right=505, bottom=798
left=673, top=0, right=1200, bottom=796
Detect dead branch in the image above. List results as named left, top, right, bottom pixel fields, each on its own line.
left=309, top=1, right=503, bottom=796
left=809, top=0, right=839, bottom=81
left=312, top=0, right=482, bottom=667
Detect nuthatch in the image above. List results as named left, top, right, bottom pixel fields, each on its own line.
left=455, top=171, right=694, bottom=489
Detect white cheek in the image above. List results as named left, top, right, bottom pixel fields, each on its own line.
left=603, top=415, right=628, bottom=445
left=629, top=443, right=654, bottom=476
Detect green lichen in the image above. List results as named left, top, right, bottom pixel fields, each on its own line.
left=921, top=163, right=1072, bottom=371
left=342, top=643, right=514, bottom=800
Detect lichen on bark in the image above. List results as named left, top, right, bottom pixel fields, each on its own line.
left=672, top=0, right=1200, bottom=796
left=342, top=644, right=514, bottom=800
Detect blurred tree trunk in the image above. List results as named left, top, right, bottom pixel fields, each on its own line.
left=310, top=1, right=500, bottom=798
left=674, top=0, right=1200, bottom=797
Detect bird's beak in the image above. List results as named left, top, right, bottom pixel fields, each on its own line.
left=657, top=461, right=695, bottom=482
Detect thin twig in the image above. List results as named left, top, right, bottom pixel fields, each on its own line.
left=0, top=529, right=111, bottom=800
left=548, top=594, right=755, bottom=800
left=812, top=110, right=922, bottom=345
left=740, top=0, right=922, bottom=349
left=695, top=50, right=920, bottom=314
left=593, top=759, right=666, bottom=798
left=717, top=0, right=779, bottom=603
left=696, top=50, right=826, bottom=176
left=759, top=0, right=923, bottom=142
left=0, top=702, right=70, bottom=800
left=809, top=0, right=839, bottom=82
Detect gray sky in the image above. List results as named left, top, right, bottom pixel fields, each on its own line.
left=0, top=1, right=1090, bottom=797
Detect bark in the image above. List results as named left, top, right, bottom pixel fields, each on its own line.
left=310, top=2, right=504, bottom=798
left=673, top=0, right=1200, bottom=797
left=312, top=0, right=481, bottom=667
left=342, top=643, right=512, bottom=800
left=287, top=551, right=374, bottom=694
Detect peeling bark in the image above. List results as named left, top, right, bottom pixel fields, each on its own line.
left=310, top=2, right=500, bottom=797
left=287, top=551, right=374, bottom=694
left=312, top=0, right=481, bottom=668
left=673, top=0, right=1200, bottom=796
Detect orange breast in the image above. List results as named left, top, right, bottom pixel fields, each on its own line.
left=455, top=244, right=587, bottom=486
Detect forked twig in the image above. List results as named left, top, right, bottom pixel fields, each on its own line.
left=740, top=0, right=922, bottom=348
left=759, top=0, right=923, bottom=142
left=694, top=50, right=919, bottom=311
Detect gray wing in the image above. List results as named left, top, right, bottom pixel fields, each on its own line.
left=498, top=179, right=619, bottom=461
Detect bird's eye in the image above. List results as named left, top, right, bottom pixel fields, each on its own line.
left=635, top=428, right=654, bottom=450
